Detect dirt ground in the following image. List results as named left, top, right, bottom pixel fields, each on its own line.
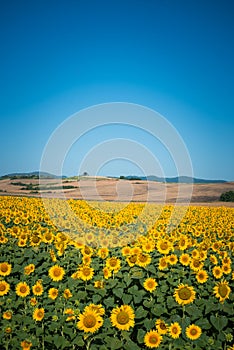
left=0, top=177, right=234, bottom=207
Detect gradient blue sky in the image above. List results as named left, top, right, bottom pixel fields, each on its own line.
left=1, top=0, right=234, bottom=180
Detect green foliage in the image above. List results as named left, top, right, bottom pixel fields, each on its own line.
left=220, top=190, right=234, bottom=202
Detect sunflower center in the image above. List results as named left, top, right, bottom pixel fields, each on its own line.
left=160, top=242, right=168, bottom=250
left=190, top=328, right=198, bottom=336
left=149, top=335, right=158, bottom=344
left=1, top=264, right=8, bottom=272
left=139, top=254, right=147, bottom=262
left=32, top=236, right=40, bottom=243
left=83, top=267, right=91, bottom=276
left=129, top=255, right=137, bottom=263
left=159, top=323, right=167, bottom=330
left=0, top=284, right=6, bottom=291
left=147, top=281, right=155, bottom=288
left=116, top=311, right=129, bottom=325
left=218, top=284, right=228, bottom=297
left=178, top=287, right=191, bottom=300
left=193, top=260, right=200, bottom=267
left=53, top=268, right=61, bottom=277
left=20, top=286, right=27, bottom=293
left=83, top=314, right=96, bottom=328
left=172, top=327, right=178, bottom=334
left=109, top=259, right=117, bottom=267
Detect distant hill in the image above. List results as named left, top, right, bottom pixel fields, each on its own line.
left=120, top=175, right=227, bottom=184
left=0, top=171, right=66, bottom=180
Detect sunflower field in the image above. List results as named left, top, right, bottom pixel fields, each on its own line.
left=0, top=195, right=234, bottom=350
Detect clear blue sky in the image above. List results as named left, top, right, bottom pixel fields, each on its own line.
left=1, top=0, right=234, bottom=180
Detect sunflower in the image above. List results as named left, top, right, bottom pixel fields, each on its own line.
left=48, top=265, right=65, bottom=282
left=64, top=308, right=76, bottom=322
left=158, top=257, right=168, bottom=270
left=3, top=310, right=12, bottom=320
left=32, top=281, right=43, bottom=296
left=186, top=324, right=202, bottom=340
left=167, top=254, right=178, bottom=265
left=190, top=259, right=204, bottom=271
left=77, top=310, right=103, bottom=333
left=30, top=297, right=37, bottom=306
left=0, top=262, right=12, bottom=276
left=174, top=284, right=196, bottom=306
left=106, top=257, right=121, bottom=272
left=196, top=270, right=208, bottom=283
left=126, top=254, right=138, bottom=267
left=20, top=340, right=32, bottom=350
left=110, top=305, right=135, bottom=331
left=210, top=254, right=218, bottom=265
left=30, top=234, right=41, bottom=246
left=157, top=239, right=172, bottom=255
left=94, top=280, right=105, bottom=289
left=142, top=240, right=155, bottom=253
left=212, top=266, right=223, bottom=279
left=77, top=265, right=94, bottom=281
left=24, top=264, right=35, bottom=275
left=143, top=278, right=158, bottom=293
left=137, top=253, right=151, bottom=267
left=144, top=330, right=162, bottom=348
left=82, top=255, right=92, bottom=265
left=63, top=288, right=72, bottom=299
left=48, top=287, right=59, bottom=300
left=222, top=263, right=231, bottom=275
left=178, top=234, right=189, bottom=250
left=179, top=253, right=190, bottom=266
left=213, top=280, right=231, bottom=303
left=16, top=282, right=30, bottom=298
left=121, top=246, right=131, bottom=256
left=33, top=308, right=44, bottom=321
left=103, top=267, right=112, bottom=279
left=84, top=304, right=105, bottom=316
left=169, top=322, right=181, bottom=339
left=155, top=319, right=168, bottom=335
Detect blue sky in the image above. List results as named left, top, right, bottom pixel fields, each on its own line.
left=1, top=0, right=234, bottom=180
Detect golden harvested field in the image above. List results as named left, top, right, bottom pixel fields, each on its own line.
left=0, top=195, right=233, bottom=349
left=0, top=177, right=234, bottom=207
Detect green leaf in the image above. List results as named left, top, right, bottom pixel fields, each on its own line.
left=72, top=335, right=85, bottom=347
left=105, top=337, right=123, bottom=349
left=92, top=293, right=102, bottom=303
left=137, top=329, right=145, bottom=344
left=210, top=315, right=228, bottom=331
left=144, top=318, right=155, bottom=330
left=113, top=287, right=124, bottom=299
left=135, top=306, right=148, bottom=319
left=104, top=297, right=115, bottom=308
left=151, top=305, right=166, bottom=317
left=196, top=317, right=211, bottom=330
left=125, top=339, right=141, bottom=350
left=122, top=293, right=132, bottom=304
left=205, top=301, right=219, bottom=315
left=76, top=291, right=87, bottom=300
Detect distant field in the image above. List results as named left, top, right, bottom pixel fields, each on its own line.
left=0, top=177, right=234, bottom=207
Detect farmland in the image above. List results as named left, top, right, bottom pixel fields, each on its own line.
left=0, top=195, right=234, bottom=349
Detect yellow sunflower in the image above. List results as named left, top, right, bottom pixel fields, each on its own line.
left=121, top=246, right=131, bottom=256
left=20, top=340, right=32, bottom=350
left=179, top=253, right=190, bottom=266
left=167, top=254, right=178, bottom=265
left=144, top=330, right=162, bottom=348
left=126, top=254, right=138, bottom=267
left=48, top=265, right=65, bottom=282
left=24, top=264, right=35, bottom=275
left=186, top=324, right=202, bottom=340
left=33, top=308, right=44, bottom=321
left=77, top=265, right=94, bottom=281
left=137, top=253, right=151, bottom=267
left=155, top=319, right=168, bottom=335
left=143, top=278, right=158, bottom=293
left=84, top=303, right=105, bottom=316
left=32, top=281, right=43, bottom=296
left=103, top=267, right=112, bottom=279
left=174, top=284, right=196, bottom=306
left=63, top=288, right=72, bottom=299
left=106, top=257, right=121, bottom=272
left=212, top=266, right=223, bottom=279
left=157, top=239, right=172, bottom=255
left=77, top=310, right=103, bottom=333
left=97, top=247, right=109, bottom=259
left=196, top=270, right=208, bottom=283
left=3, top=310, right=12, bottom=320
left=190, top=259, right=204, bottom=271
left=0, top=280, right=10, bottom=296
left=222, top=263, right=231, bottom=275
left=16, top=282, right=30, bottom=298
left=158, top=257, right=168, bottom=270
left=0, top=262, right=12, bottom=276
left=64, top=308, right=76, bottom=322
left=48, top=287, right=59, bottom=300
left=110, top=305, right=135, bottom=331
left=213, top=280, right=231, bottom=303
left=169, top=322, right=182, bottom=339
left=94, top=280, right=105, bottom=289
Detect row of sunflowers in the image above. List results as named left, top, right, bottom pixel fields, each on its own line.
left=0, top=195, right=234, bottom=349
